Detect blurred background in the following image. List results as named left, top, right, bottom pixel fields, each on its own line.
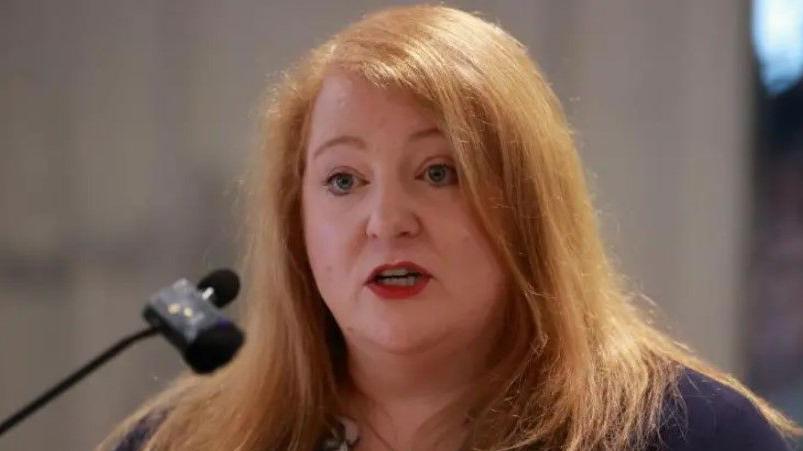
left=1, top=1, right=800, bottom=449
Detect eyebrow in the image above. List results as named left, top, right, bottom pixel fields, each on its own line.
left=311, top=126, right=442, bottom=160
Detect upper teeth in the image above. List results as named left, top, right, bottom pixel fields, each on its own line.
left=379, top=268, right=418, bottom=277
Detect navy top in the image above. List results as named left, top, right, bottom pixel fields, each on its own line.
left=652, top=369, right=793, bottom=450
left=113, top=368, right=794, bottom=450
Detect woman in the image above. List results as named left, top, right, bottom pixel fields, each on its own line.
left=100, top=5, right=801, bottom=451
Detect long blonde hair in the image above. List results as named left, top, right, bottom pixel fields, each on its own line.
left=98, top=5, right=801, bottom=450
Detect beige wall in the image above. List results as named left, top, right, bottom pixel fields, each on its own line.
left=0, top=1, right=751, bottom=449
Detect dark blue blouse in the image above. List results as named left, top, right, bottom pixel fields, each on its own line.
left=651, top=369, right=793, bottom=450
left=113, top=368, right=795, bottom=450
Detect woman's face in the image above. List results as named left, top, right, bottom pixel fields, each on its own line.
left=302, top=72, right=506, bottom=356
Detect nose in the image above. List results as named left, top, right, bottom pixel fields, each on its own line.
left=365, top=181, right=421, bottom=240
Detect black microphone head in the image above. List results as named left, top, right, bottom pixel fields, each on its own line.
left=184, top=324, right=244, bottom=374
left=198, top=268, right=240, bottom=307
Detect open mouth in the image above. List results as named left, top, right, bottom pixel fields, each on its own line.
left=367, top=270, right=431, bottom=300
left=372, top=273, right=424, bottom=286
left=365, top=261, right=432, bottom=298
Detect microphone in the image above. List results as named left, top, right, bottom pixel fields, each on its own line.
left=197, top=268, right=240, bottom=307
left=143, top=270, right=244, bottom=374
left=0, top=268, right=245, bottom=438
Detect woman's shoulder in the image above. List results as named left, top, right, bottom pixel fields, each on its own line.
left=108, top=408, right=354, bottom=451
left=111, top=409, right=169, bottom=451
left=654, top=367, right=793, bottom=451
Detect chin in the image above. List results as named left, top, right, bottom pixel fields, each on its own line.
left=358, top=321, right=448, bottom=356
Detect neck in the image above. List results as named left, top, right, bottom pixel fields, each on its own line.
left=342, top=331, right=497, bottom=450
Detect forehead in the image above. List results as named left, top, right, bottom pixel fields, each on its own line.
left=308, top=72, right=437, bottom=140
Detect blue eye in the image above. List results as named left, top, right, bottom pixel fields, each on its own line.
left=324, top=172, right=361, bottom=196
left=423, top=163, right=458, bottom=186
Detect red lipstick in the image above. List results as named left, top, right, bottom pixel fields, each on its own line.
left=365, top=261, right=432, bottom=300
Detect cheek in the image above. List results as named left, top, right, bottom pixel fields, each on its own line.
left=302, top=188, right=356, bottom=302
left=436, top=212, right=506, bottom=306
left=303, top=195, right=334, bottom=275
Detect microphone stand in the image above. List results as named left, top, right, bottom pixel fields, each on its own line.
left=0, top=268, right=242, bottom=439
left=0, top=325, right=159, bottom=437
